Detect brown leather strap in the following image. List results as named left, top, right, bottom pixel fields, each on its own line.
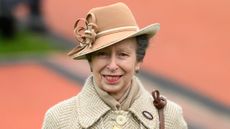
left=158, top=108, right=165, bottom=129
left=152, top=90, right=167, bottom=129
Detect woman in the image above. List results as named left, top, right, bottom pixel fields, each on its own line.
left=42, top=2, right=187, bottom=129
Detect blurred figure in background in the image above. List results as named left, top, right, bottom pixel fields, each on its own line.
left=26, top=0, right=46, bottom=32
left=0, top=0, right=17, bottom=38
left=0, top=0, right=46, bottom=39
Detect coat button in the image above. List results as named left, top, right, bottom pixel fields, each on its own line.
left=116, top=115, right=127, bottom=125
left=142, top=111, right=153, bottom=120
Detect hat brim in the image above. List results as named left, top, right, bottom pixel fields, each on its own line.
left=69, top=23, right=160, bottom=60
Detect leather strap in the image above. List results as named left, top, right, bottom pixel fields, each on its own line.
left=152, top=90, right=167, bottom=129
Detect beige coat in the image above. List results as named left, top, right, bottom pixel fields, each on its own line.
left=42, top=76, right=187, bottom=129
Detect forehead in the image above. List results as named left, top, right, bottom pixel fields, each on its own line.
left=100, top=38, right=137, bottom=51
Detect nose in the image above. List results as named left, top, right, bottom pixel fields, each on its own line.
left=106, top=55, right=118, bottom=72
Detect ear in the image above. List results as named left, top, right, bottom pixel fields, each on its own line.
left=135, top=61, right=142, bottom=73
left=90, top=66, right=93, bottom=72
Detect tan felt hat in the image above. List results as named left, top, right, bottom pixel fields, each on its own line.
left=68, top=2, right=160, bottom=60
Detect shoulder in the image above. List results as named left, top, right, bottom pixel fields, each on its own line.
left=41, top=96, right=78, bottom=129
left=144, top=91, right=183, bottom=116
left=164, top=100, right=188, bottom=128
left=165, top=99, right=183, bottom=115
left=142, top=89, right=185, bottom=122
left=143, top=89, right=187, bottom=128
left=46, top=96, right=77, bottom=117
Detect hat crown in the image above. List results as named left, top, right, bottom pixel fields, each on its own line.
left=68, top=2, right=160, bottom=60
left=87, top=2, right=138, bottom=33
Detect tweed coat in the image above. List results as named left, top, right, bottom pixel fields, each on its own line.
left=42, top=76, right=187, bottom=129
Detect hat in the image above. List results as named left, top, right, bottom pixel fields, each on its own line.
left=68, top=2, right=160, bottom=60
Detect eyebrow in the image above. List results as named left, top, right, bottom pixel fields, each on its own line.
left=116, top=47, right=133, bottom=53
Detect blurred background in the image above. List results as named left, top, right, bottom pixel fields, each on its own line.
left=0, top=0, right=230, bottom=128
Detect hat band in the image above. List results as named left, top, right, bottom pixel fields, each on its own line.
left=96, top=26, right=139, bottom=38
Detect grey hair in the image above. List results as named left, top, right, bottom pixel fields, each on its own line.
left=135, top=34, right=149, bottom=62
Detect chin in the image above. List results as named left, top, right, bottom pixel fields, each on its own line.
left=102, top=83, right=122, bottom=93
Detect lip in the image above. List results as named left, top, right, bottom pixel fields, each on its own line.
left=102, top=75, right=122, bottom=84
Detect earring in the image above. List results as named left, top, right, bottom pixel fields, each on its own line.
left=135, top=67, right=140, bottom=73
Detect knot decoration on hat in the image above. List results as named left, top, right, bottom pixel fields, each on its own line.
left=73, top=13, right=98, bottom=53
left=68, top=2, right=160, bottom=60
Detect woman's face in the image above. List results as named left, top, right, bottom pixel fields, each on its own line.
left=89, top=38, right=141, bottom=98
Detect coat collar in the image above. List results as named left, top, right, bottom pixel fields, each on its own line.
left=76, top=76, right=110, bottom=128
left=76, top=75, right=158, bottom=129
left=129, top=84, right=159, bottom=129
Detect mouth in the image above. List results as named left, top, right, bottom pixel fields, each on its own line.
left=102, top=75, right=122, bottom=84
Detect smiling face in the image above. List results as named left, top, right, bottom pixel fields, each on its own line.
left=89, top=38, right=142, bottom=100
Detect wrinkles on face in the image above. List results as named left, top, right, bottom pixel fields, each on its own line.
left=90, top=38, right=142, bottom=100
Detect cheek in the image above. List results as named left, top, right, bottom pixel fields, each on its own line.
left=90, top=59, right=106, bottom=73
left=121, top=61, right=137, bottom=74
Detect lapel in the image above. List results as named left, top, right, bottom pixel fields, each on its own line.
left=129, top=78, right=159, bottom=129
left=75, top=76, right=110, bottom=128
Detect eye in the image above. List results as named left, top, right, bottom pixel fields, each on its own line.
left=96, top=51, right=108, bottom=57
left=119, top=52, right=129, bottom=57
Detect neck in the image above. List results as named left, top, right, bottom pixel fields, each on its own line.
left=110, top=92, right=124, bottom=101
left=110, top=82, right=131, bottom=101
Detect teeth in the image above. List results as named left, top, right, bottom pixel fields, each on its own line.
left=104, top=75, right=120, bottom=82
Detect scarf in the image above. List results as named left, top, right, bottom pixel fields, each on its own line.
left=93, top=76, right=141, bottom=111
